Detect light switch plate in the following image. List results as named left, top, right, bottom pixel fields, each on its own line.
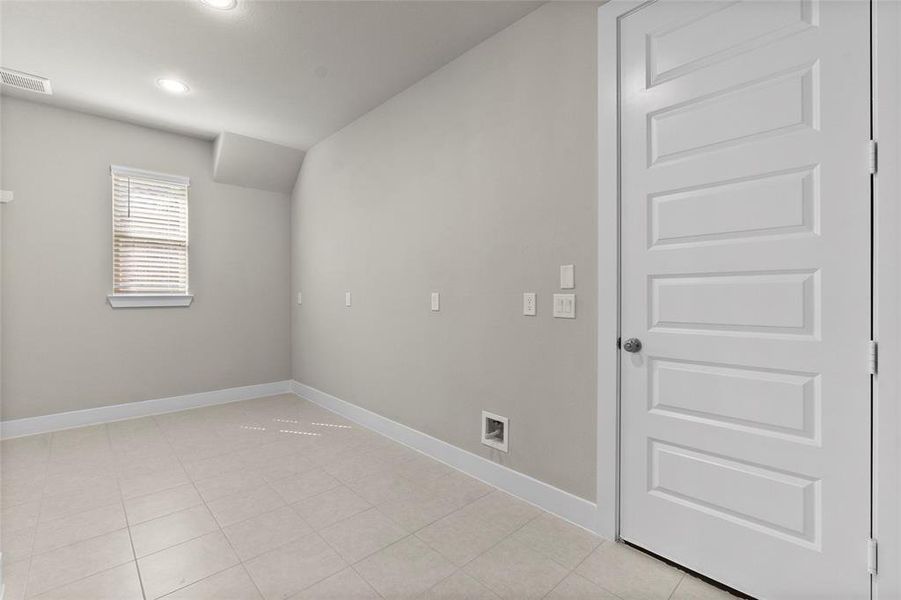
left=560, top=265, right=575, bottom=289
left=553, top=293, right=575, bottom=318
left=523, top=293, right=536, bottom=316
left=345, top=292, right=352, bottom=307
left=431, top=292, right=440, bottom=311
left=297, top=292, right=302, bottom=305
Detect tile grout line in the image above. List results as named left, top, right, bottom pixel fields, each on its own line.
left=124, top=488, right=203, bottom=528
left=18, top=543, right=136, bottom=599
left=19, top=431, right=79, bottom=600
left=537, top=540, right=612, bottom=600
left=244, top=435, right=492, bottom=596
left=419, top=568, right=486, bottom=599
left=109, top=423, right=150, bottom=600
left=536, top=562, right=627, bottom=600
left=450, top=509, right=553, bottom=597
left=151, top=408, right=270, bottom=600
left=221, top=403, right=416, bottom=598
left=348, top=560, right=388, bottom=599
left=564, top=541, right=632, bottom=600
left=158, top=434, right=238, bottom=597
left=7, top=396, right=621, bottom=600
left=347, top=531, right=425, bottom=597
left=540, top=574, right=571, bottom=600
left=666, top=573, right=687, bottom=600
left=6, top=422, right=185, bottom=597
left=118, top=405, right=349, bottom=598
left=312, top=507, right=387, bottom=595
left=22, top=478, right=355, bottom=598
left=301, top=435, right=592, bottom=597
left=161, top=409, right=462, bottom=597
left=18, top=426, right=139, bottom=599
left=145, top=401, right=372, bottom=597
left=121, top=417, right=225, bottom=599
left=296, top=390, right=602, bottom=538
left=20, top=403, right=406, bottom=596
left=17, top=434, right=54, bottom=600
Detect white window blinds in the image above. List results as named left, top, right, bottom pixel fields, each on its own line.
left=111, top=165, right=190, bottom=295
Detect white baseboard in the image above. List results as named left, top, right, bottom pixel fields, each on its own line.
left=1, top=378, right=599, bottom=533
left=290, top=380, right=600, bottom=535
left=0, top=380, right=293, bottom=439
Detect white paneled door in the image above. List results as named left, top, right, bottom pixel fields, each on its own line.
left=618, top=1, right=871, bottom=598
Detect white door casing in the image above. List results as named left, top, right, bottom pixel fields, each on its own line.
left=617, top=2, right=871, bottom=598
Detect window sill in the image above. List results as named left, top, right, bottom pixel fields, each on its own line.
left=107, top=294, right=193, bottom=308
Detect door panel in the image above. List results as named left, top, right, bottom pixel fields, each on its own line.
left=618, top=1, right=871, bottom=598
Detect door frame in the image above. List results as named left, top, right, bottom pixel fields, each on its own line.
left=872, top=1, right=900, bottom=598
left=595, top=1, right=901, bottom=597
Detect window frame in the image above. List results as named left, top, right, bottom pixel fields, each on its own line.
left=107, top=165, right=193, bottom=308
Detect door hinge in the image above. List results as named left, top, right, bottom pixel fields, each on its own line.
left=868, top=538, right=878, bottom=575
left=869, top=140, right=878, bottom=175
left=869, top=340, right=878, bottom=375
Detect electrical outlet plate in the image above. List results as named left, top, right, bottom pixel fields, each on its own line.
left=431, top=292, right=440, bottom=311
left=345, top=292, right=352, bottom=307
left=481, top=411, right=508, bottom=452
left=297, top=292, right=303, bottom=305
left=523, top=292, right=536, bottom=316
left=560, top=264, right=574, bottom=289
left=553, top=293, right=575, bottom=318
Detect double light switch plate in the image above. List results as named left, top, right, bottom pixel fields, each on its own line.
left=553, top=293, right=575, bottom=318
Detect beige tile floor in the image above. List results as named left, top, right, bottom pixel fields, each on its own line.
left=0, top=394, right=739, bottom=599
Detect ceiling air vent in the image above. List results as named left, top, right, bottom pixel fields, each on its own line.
left=0, top=68, right=52, bottom=95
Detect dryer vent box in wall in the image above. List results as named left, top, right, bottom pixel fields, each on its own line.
left=481, top=411, right=508, bottom=452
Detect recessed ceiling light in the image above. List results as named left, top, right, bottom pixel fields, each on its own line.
left=157, top=78, right=190, bottom=95
left=200, top=0, right=237, bottom=10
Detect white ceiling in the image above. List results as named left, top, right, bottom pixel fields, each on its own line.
left=0, top=1, right=542, bottom=151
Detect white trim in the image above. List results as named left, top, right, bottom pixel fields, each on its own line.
left=874, top=1, right=900, bottom=598
left=291, top=380, right=600, bottom=534
left=0, top=380, right=292, bottom=439
left=0, top=190, right=13, bottom=204
left=597, top=0, right=646, bottom=542
left=107, top=294, right=193, bottom=308
left=110, top=164, right=190, bottom=186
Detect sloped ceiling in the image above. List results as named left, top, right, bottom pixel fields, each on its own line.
left=1, top=1, right=542, bottom=152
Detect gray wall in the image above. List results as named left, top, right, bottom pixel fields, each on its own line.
left=292, top=3, right=598, bottom=500
left=1, top=98, right=291, bottom=420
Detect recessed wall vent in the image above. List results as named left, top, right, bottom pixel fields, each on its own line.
left=1, top=68, right=52, bottom=95
left=481, top=411, right=509, bottom=453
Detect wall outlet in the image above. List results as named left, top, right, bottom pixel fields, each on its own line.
left=553, top=293, right=575, bottom=318
left=296, top=292, right=302, bottom=305
left=560, top=264, right=574, bottom=289
left=523, top=292, right=536, bottom=316
left=345, top=291, right=352, bottom=307
left=431, top=292, right=440, bottom=312
left=481, top=411, right=508, bottom=452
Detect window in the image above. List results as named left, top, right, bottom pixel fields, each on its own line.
left=107, top=165, right=193, bottom=307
